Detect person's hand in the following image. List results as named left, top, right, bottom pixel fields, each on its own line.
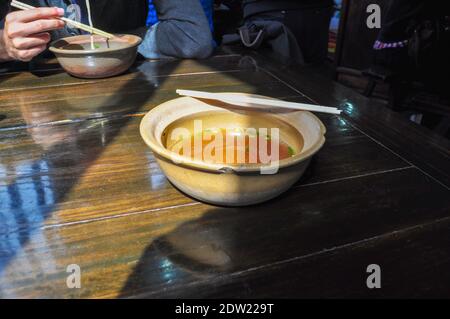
left=1, top=7, right=65, bottom=62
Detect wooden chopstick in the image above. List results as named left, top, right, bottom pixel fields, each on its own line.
left=10, top=0, right=115, bottom=39
left=176, top=89, right=342, bottom=115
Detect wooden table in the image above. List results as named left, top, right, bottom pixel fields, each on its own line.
left=0, top=50, right=449, bottom=299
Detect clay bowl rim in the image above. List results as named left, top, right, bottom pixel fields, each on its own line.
left=140, top=95, right=327, bottom=174
left=49, top=34, right=142, bottom=55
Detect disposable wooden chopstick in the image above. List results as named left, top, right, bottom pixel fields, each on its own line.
left=11, top=0, right=115, bottom=39
left=176, top=89, right=343, bottom=115
left=11, top=0, right=114, bottom=38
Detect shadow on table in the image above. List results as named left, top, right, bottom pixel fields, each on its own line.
left=0, top=61, right=181, bottom=276
left=29, top=68, right=66, bottom=77
left=0, top=72, right=21, bottom=87
left=118, top=184, right=322, bottom=298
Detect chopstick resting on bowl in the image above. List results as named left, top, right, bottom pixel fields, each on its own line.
left=176, top=89, right=343, bottom=115
left=10, top=0, right=115, bottom=39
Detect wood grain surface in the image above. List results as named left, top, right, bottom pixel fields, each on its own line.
left=0, top=51, right=449, bottom=298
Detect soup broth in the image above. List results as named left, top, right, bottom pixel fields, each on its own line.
left=163, top=111, right=304, bottom=165
left=169, top=128, right=294, bottom=164
left=61, top=40, right=117, bottom=51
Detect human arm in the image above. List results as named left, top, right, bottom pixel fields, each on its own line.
left=0, top=7, right=65, bottom=62
left=138, top=0, right=214, bottom=59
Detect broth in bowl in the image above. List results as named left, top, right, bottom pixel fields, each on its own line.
left=162, top=111, right=304, bottom=166
left=59, top=37, right=130, bottom=51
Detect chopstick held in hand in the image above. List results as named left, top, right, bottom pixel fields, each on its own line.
left=1, top=3, right=66, bottom=61
left=10, top=0, right=115, bottom=39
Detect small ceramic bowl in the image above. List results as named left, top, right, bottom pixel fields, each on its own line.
left=140, top=94, right=326, bottom=206
left=49, top=34, right=142, bottom=79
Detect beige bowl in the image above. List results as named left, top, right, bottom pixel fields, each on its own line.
left=49, top=34, right=142, bottom=79
left=140, top=94, right=326, bottom=206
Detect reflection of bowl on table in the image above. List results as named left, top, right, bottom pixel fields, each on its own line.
left=49, top=34, right=142, bottom=79
left=140, top=93, right=326, bottom=207
left=154, top=226, right=232, bottom=275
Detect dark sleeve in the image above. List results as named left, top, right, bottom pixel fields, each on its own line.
left=378, top=0, right=427, bottom=42
left=153, top=0, right=214, bottom=59
left=0, top=1, right=9, bottom=29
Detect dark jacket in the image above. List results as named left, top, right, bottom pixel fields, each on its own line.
left=242, top=0, right=334, bottom=18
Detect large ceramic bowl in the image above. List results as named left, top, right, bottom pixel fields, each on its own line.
left=49, top=34, right=142, bottom=79
left=140, top=94, right=326, bottom=206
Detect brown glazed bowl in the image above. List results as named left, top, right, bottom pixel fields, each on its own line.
left=49, top=34, right=142, bottom=79
left=140, top=93, right=327, bottom=207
